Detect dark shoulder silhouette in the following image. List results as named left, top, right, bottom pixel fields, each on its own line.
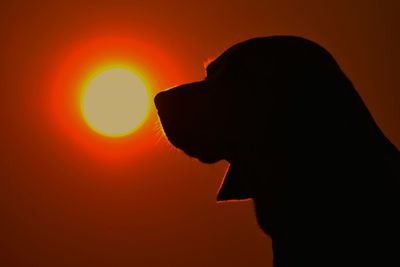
left=154, top=36, right=400, bottom=266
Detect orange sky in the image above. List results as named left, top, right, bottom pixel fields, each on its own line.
left=1, top=1, right=399, bottom=266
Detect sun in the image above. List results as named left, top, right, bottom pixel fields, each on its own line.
left=80, top=67, right=150, bottom=137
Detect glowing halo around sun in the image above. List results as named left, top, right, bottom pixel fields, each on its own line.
left=46, top=35, right=184, bottom=163
left=80, top=66, right=150, bottom=137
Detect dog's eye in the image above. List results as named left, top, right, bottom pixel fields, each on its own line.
left=205, top=65, right=221, bottom=80
left=203, top=57, right=215, bottom=73
left=204, top=57, right=223, bottom=79
left=204, top=67, right=214, bottom=80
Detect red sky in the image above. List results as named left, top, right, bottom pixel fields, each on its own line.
left=1, top=1, right=399, bottom=266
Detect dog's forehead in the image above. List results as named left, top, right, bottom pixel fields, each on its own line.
left=205, top=42, right=245, bottom=78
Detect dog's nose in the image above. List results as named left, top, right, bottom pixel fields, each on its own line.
left=154, top=91, right=167, bottom=110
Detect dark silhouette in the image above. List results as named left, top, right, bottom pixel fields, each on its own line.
left=154, top=36, right=399, bottom=266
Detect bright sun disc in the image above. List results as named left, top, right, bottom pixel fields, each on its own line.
left=81, top=67, right=150, bottom=137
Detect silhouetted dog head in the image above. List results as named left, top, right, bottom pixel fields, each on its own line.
left=155, top=36, right=397, bottom=200
left=155, top=36, right=400, bottom=266
left=155, top=36, right=326, bottom=164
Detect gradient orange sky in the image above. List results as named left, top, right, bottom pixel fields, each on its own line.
left=1, top=1, right=399, bottom=266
